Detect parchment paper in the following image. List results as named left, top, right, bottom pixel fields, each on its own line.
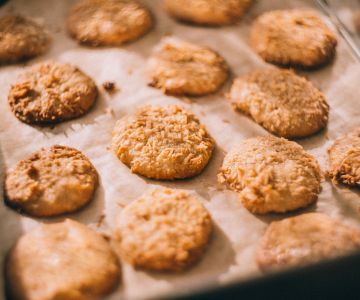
left=1, top=0, right=360, bottom=299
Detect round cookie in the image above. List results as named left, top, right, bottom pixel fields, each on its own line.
left=8, top=62, right=97, bottom=125
left=256, top=213, right=360, bottom=272
left=112, top=105, right=215, bottom=180
left=147, top=37, right=229, bottom=96
left=114, top=188, right=212, bottom=271
left=67, top=0, right=152, bottom=46
left=228, top=68, right=329, bottom=138
left=218, top=136, right=321, bottom=214
left=250, top=9, right=337, bottom=68
left=5, top=219, right=120, bottom=300
left=0, top=15, right=51, bottom=64
left=4, top=145, right=98, bottom=217
left=164, top=0, right=252, bottom=26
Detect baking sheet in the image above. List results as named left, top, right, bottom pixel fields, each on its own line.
left=1, top=0, right=360, bottom=299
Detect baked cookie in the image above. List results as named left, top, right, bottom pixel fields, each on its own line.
left=228, top=68, right=329, bottom=138
left=5, top=219, right=120, bottom=300
left=112, top=105, right=214, bottom=180
left=147, top=37, right=229, bottom=96
left=250, top=9, right=337, bottom=68
left=67, top=0, right=152, bottom=46
left=8, top=62, right=97, bottom=125
left=327, top=128, right=360, bottom=186
left=218, top=136, right=321, bottom=214
left=0, top=15, right=51, bottom=64
left=256, top=213, right=360, bottom=272
left=4, top=145, right=98, bottom=217
left=114, top=188, right=212, bottom=271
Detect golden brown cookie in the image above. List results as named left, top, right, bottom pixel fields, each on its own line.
left=256, top=213, right=360, bottom=272
left=67, top=0, right=153, bottom=46
left=4, top=145, right=98, bottom=217
left=250, top=9, right=337, bottom=68
left=8, top=62, right=97, bottom=125
left=218, top=136, right=321, bottom=214
left=114, top=188, right=212, bottom=272
left=228, top=68, right=329, bottom=138
left=0, top=15, right=51, bottom=64
left=5, top=219, right=120, bottom=300
left=147, top=37, right=229, bottom=96
left=112, top=105, right=215, bottom=180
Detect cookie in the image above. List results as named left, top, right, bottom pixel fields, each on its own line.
left=218, top=136, right=321, bottom=214
left=8, top=62, right=97, bottom=125
left=114, top=188, right=212, bottom=272
left=164, top=0, right=252, bottom=26
left=256, top=213, right=360, bottom=272
left=147, top=37, right=229, bottom=96
left=228, top=68, right=329, bottom=138
left=112, top=105, right=215, bottom=180
left=327, top=128, right=360, bottom=186
left=4, top=145, right=98, bottom=217
left=5, top=219, right=120, bottom=300
left=0, top=15, right=51, bottom=64
left=250, top=9, right=337, bottom=68
left=67, top=0, right=152, bottom=46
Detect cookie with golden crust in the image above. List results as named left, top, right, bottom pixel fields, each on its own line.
left=5, top=219, right=120, bottom=300
left=114, top=188, right=212, bottom=272
left=218, top=136, right=321, bottom=214
left=250, top=9, right=337, bottom=68
left=112, top=105, right=215, bottom=180
left=67, top=0, right=152, bottom=46
left=147, top=37, right=229, bottom=96
left=256, top=213, right=360, bottom=272
left=228, top=68, right=329, bottom=138
left=4, top=145, right=98, bottom=217
left=8, top=62, right=97, bottom=125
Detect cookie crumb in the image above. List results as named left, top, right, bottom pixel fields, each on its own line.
left=102, top=81, right=118, bottom=93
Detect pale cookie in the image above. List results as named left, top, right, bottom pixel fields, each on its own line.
left=164, top=0, right=252, bottom=26
left=4, top=145, right=98, bottom=217
left=147, top=37, right=229, bottom=96
left=218, top=136, right=321, bottom=214
left=228, top=68, right=329, bottom=138
left=114, top=188, right=212, bottom=271
left=256, top=213, right=360, bottom=272
left=112, top=105, right=215, bottom=180
left=5, top=219, right=120, bottom=300
left=0, top=15, right=51, bottom=64
left=67, top=0, right=153, bottom=46
left=8, top=62, right=97, bottom=125
left=250, top=9, right=337, bottom=68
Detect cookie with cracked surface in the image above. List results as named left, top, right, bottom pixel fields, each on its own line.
left=0, top=15, right=51, bottom=64
left=256, top=213, right=360, bottom=272
left=4, top=145, right=98, bottom=217
left=228, top=68, right=329, bottom=138
left=5, top=219, right=120, bottom=300
left=67, top=0, right=152, bottom=46
left=8, top=62, right=97, bottom=125
left=218, top=136, right=321, bottom=214
left=112, top=105, right=215, bottom=180
left=250, top=9, right=337, bottom=68
left=114, top=188, right=212, bottom=271
left=147, top=37, right=229, bottom=96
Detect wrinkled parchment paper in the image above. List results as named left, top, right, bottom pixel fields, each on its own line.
left=1, top=0, right=360, bottom=299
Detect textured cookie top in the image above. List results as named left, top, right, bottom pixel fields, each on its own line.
left=114, top=188, right=212, bottom=271
left=228, top=68, right=329, bottom=138
left=112, top=105, right=215, bottom=180
left=250, top=9, right=337, bottom=68
left=218, top=136, right=321, bottom=214
left=256, top=213, right=360, bottom=272
left=147, top=37, right=229, bottom=96
left=5, top=145, right=98, bottom=217
left=6, top=219, right=120, bottom=300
